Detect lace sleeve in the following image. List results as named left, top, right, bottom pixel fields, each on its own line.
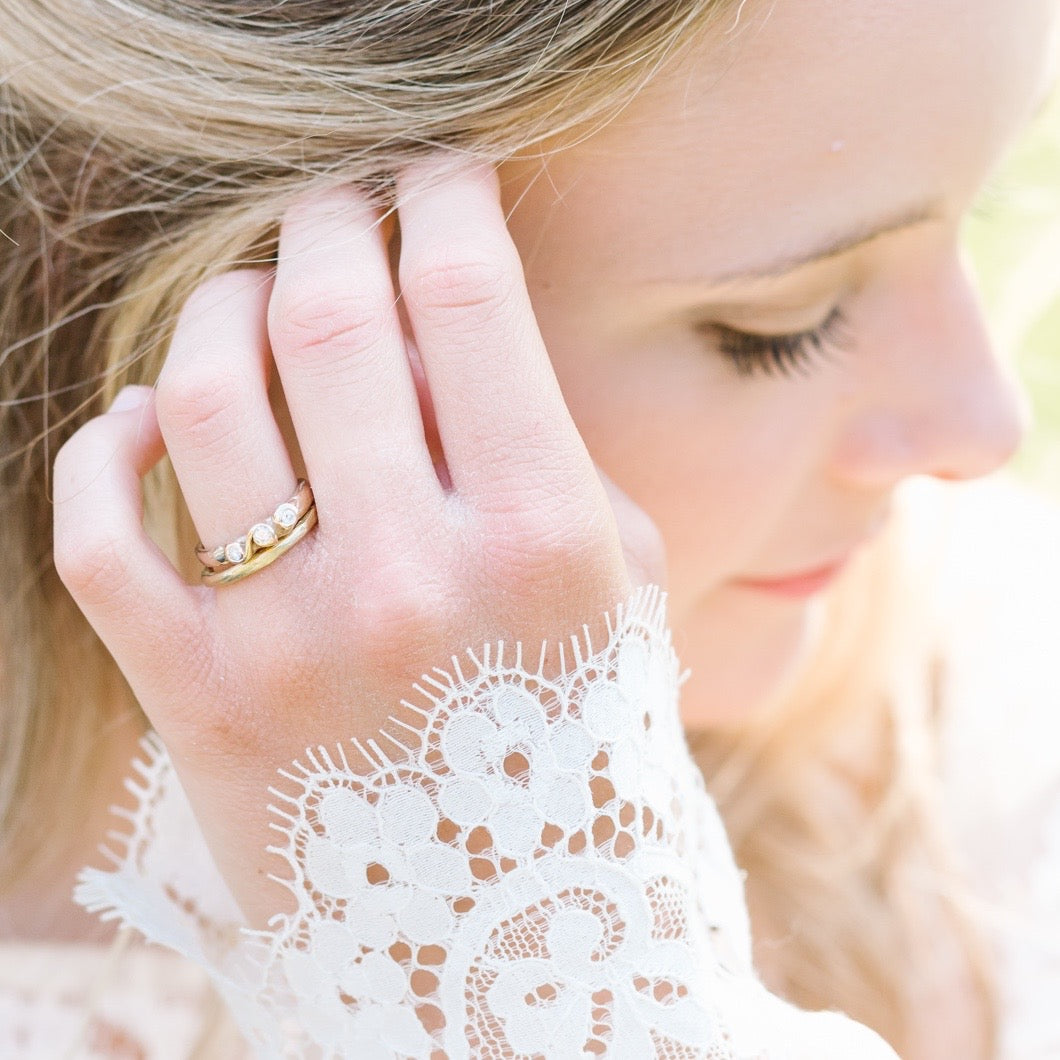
left=75, top=585, right=895, bottom=1059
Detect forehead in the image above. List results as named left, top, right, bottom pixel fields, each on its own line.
left=502, top=0, right=1059, bottom=290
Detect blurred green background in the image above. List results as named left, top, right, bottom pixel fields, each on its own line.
left=965, top=85, right=1060, bottom=494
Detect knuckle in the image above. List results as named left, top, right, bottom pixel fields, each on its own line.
left=155, top=366, right=245, bottom=454
left=349, top=566, right=453, bottom=667
left=403, top=248, right=518, bottom=322
left=484, top=508, right=612, bottom=591
left=269, top=282, right=390, bottom=360
left=53, top=521, right=131, bottom=608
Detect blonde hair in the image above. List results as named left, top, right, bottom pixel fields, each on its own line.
left=0, top=1, right=994, bottom=1054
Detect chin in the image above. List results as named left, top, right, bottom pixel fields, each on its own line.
left=675, top=591, right=827, bottom=730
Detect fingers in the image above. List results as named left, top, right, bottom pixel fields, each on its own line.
left=155, top=270, right=300, bottom=551
left=267, top=185, right=442, bottom=517
left=152, top=158, right=601, bottom=601
left=52, top=388, right=204, bottom=686
left=396, top=160, right=595, bottom=505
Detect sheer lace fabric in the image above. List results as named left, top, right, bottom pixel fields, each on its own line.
left=73, top=585, right=895, bottom=1058
left=0, top=942, right=247, bottom=1058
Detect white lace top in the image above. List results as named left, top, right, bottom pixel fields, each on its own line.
left=2, top=477, right=1058, bottom=1058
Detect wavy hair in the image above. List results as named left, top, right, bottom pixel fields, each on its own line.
left=0, top=1, right=994, bottom=1054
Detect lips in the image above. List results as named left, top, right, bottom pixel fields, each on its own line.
left=730, top=510, right=888, bottom=600
left=732, top=558, right=851, bottom=599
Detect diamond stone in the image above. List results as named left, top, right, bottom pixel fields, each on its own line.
left=274, top=502, right=298, bottom=529
left=212, top=546, right=226, bottom=564
left=251, top=522, right=277, bottom=548
left=225, top=539, right=247, bottom=564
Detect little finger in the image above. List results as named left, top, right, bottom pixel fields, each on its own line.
left=52, top=388, right=206, bottom=703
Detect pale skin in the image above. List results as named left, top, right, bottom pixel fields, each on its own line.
left=30, top=0, right=1060, bottom=1051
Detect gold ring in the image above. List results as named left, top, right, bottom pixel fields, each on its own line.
left=195, top=479, right=314, bottom=573
left=201, top=505, right=317, bottom=586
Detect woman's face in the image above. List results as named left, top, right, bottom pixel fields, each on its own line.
left=497, top=0, right=1060, bottom=727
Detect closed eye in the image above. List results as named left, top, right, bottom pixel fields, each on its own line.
left=697, top=305, right=853, bottom=379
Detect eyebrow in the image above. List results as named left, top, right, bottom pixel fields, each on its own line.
left=652, top=198, right=946, bottom=289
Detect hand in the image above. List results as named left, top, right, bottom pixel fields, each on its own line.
left=52, top=158, right=665, bottom=927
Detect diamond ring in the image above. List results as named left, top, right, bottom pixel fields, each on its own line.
left=194, top=479, right=316, bottom=584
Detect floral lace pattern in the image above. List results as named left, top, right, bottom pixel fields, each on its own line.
left=75, top=585, right=896, bottom=1059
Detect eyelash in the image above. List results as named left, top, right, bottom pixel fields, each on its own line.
left=703, top=305, right=853, bottom=379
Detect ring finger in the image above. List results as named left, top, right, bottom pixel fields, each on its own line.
left=155, top=269, right=301, bottom=578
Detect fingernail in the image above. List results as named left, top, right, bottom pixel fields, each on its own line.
left=108, top=385, right=151, bottom=413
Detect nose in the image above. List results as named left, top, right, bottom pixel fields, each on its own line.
left=830, top=249, right=1028, bottom=490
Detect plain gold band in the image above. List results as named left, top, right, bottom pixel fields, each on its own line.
left=200, top=505, right=318, bottom=586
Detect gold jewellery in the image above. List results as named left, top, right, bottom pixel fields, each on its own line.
left=195, top=479, right=317, bottom=586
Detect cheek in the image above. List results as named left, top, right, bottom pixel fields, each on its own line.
left=531, top=304, right=838, bottom=720
left=549, top=347, right=825, bottom=604
left=597, top=411, right=781, bottom=582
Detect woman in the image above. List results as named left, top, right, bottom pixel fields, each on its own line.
left=1, top=0, right=1058, bottom=1055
